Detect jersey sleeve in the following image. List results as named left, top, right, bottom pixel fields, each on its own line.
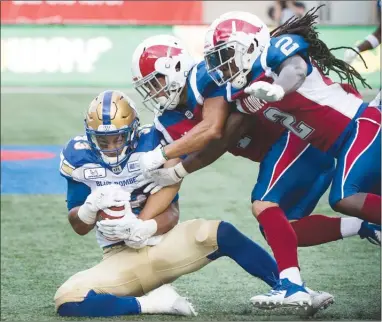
left=59, top=135, right=98, bottom=180
left=65, top=177, right=91, bottom=211
left=59, top=136, right=94, bottom=210
left=196, top=61, right=227, bottom=99
left=135, top=125, right=165, bottom=152
left=266, top=34, right=313, bottom=74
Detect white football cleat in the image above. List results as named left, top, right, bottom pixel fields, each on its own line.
left=305, top=288, right=335, bottom=316
left=139, top=284, right=197, bottom=316
left=250, top=278, right=312, bottom=310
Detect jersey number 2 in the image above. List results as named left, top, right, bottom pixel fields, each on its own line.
left=275, top=37, right=299, bottom=56
left=264, top=107, right=314, bottom=140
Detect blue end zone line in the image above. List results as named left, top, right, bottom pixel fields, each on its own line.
left=1, top=145, right=66, bottom=195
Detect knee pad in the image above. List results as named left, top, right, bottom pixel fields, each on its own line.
left=54, top=281, right=89, bottom=311
left=194, top=219, right=221, bottom=247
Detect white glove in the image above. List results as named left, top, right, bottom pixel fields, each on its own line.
left=124, top=236, right=149, bottom=249
left=136, top=162, right=189, bottom=195
left=77, top=184, right=131, bottom=225
left=139, top=145, right=167, bottom=175
left=344, top=47, right=360, bottom=65
left=124, top=219, right=158, bottom=249
left=244, top=81, right=285, bottom=102
left=96, top=212, right=141, bottom=241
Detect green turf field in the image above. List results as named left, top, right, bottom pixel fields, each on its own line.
left=1, top=89, right=381, bottom=321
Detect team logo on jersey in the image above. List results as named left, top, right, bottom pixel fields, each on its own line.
left=241, top=96, right=265, bottom=113
left=84, top=167, right=107, bottom=179
left=237, top=136, right=252, bottom=149
left=128, top=161, right=140, bottom=172
left=111, top=165, right=123, bottom=174
left=185, top=110, right=194, bottom=119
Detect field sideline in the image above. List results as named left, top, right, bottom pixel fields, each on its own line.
left=1, top=88, right=381, bottom=321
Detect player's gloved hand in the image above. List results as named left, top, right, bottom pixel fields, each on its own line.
left=344, top=47, right=360, bottom=65
left=124, top=220, right=158, bottom=249
left=137, top=162, right=189, bottom=195
left=78, top=184, right=131, bottom=225
left=124, top=236, right=149, bottom=249
left=139, top=145, right=168, bottom=176
left=244, top=81, right=285, bottom=102
left=96, top=210, right=141, bottom=241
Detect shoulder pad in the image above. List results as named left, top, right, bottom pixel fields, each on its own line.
left=135, top=126, right=164, bottom=153
left=267, top=34, right=310, bottom=71
left=195, top=61, right=225, bottom=99
left=138, top=124, right=154, bottom=137
left=60, top=135, right=99, bottom=178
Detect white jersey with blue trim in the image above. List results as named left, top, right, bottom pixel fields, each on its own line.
left=154, top=60, right=226, bottom=144
left=59, top=125, right=165, bottom=248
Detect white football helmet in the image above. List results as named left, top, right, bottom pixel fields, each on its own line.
left=204, top=11, right=270, bottom=89
left=131, top=35, right=196, bottom=115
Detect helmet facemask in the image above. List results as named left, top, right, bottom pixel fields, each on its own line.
left=85, top=120, right=139, bottom=167
left=205, top=38, right=258, bottom=89
left=134, top=69, right=184, bottom=116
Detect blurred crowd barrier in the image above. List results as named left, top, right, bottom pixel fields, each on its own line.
left=1, top=1, right=378, bottom=26
left=1, top=1, right=380, bottom=89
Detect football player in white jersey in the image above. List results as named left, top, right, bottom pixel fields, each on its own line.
left=54, top=90, right=294, bottom=317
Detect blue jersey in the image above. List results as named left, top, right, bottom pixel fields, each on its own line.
left=154, top=60, right=226, bottom=143
left=60, top=126, right=178, bottom=247
left=228, top=34, right=312, bottom=102
left=60, top=126, right=166, bottom=210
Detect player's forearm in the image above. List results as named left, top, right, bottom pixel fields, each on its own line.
left=139, top=158, right=181, bottom=226
left=144, top=202, right=179, bottom=235
left=138, top=183, right=180, bottom=220
left=68, top=207, right=96, bottom=236
left=163, top=96, right=230, bottom=159
left=274, top=55, right=308, bottom=95
left=181, top=113, right=251, bottom=173
left=163, top=120, right=223, bottom=159
left=357, top=25, right=381, bottom=52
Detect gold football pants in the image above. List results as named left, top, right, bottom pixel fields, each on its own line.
left=54, top=219, right=221, bottom=310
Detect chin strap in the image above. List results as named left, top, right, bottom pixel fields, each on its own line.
left=101, top=146, right=128, bottom=166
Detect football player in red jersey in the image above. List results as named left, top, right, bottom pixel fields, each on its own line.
left=132, top=33, right=380, bottom=311
left=134, top=8, right=381, bottom=309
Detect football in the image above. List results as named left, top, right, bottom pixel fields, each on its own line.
left=97, top=205, right=125, bottom=221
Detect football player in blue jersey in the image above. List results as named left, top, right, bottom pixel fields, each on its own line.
left=54, top=89, right=297, bottom=318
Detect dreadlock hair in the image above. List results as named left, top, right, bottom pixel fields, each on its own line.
left=271, top=5, right=371, bottom=90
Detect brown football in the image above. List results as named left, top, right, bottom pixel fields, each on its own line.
left=97, top=206, right=125, bottom=221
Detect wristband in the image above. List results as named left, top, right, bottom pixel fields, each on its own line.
left=174, top=162, right=189, bottom=179
left=78, top=204, right=97, bottom=225
left=160, top=146, right=169, bottom=161
left=366, top=34, right=380, bottom=49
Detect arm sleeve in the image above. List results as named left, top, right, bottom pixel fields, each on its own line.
left=66, top=178, right=91, bottom=211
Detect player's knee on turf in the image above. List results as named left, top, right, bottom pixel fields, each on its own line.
left=54, top=279, right=90, bottom=313
left=252, top=200, right=279, bottom=217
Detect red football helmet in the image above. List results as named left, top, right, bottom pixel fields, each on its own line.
left=131, top=35, right=195, bottom=114
left=204, top=11, right=270, bottom=89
